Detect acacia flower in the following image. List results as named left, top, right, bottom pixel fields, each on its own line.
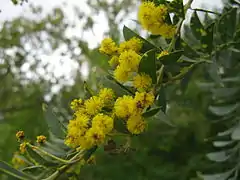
left=127, top=114, right=146, bottom=134
left=16, top=131, right=25, bottom=141
left=134, top=91, right=155, bottom=109
left=99, top=38, right=118, bottom=56
left=85, top=96, right=104, bottom=116
left=118, top=37, right=143, bottom=53
left=36, top=135, right=47, bottom=144
left=92, top=113, right=114, bottom=134
left=133, top=73, right=152, bottom=91
left=99, top=88, right=115, bottom=105
left=114, top=95, right=136, bottom=118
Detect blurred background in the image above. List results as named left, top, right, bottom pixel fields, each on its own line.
left=0, top=0, right=228, bottom=179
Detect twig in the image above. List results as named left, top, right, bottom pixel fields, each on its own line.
left=190, top=8, right=221, bottom=15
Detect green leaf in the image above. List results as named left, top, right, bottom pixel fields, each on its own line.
left=206, top=151, right=230, bottom=162
left=157, top=50, right=183, bottom=65
left=83, top=146, right=97, bottom=160
left=213, top=141, right=234, bottom=147
left=180, top=65, right=197, bottom=92
left=44, top=105, right=65, bottom=139
left=84, top=81, right=94, bottom=99
left=208, top=59, right=222, bottom=85
left=101, top=75, right=134, bottom=96
left=209, top=104, right=238, bottom=116
left=168, top=0, right=184, bottom=18
left=190, top=11, right=204, bottom=39
left=157, top=87, right=166, bottom=113
left=197, top=170, right=233, bottom=180
left=211, top=87, right=239, bottom=98
left=114, top=118, right=129, bottom=134
left=218, top=8, right=237, bottom=42
left=218, top=127, right=235, bottom=137
left=139, top=49, right=157, bottom=83
left=142, top=107, right=161, bottom=118
left=152, top=109, right=175, bottom=127
left=26, top=145, right=58, bottom=166
left=21, top=166, right=44, bottom=173
left=123, top=26, right=159, bottom=52
left=179, top=40, right=200, bottom=58
left=231, top=124, right=240, bottom=140
left=201, top=23, right=214, bottom=54
left=0, top=161, right=34, bottom=180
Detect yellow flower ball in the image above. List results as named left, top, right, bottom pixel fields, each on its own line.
left=158, top=24, right=176, bottom=39
left=85, top=96, right=104, bottom=116
left=36, top=135, right=47, bottom=144
left=127, top=114, right=146, bottom=134
left=99, top=38, right=118, bottom=56
left=138, top=2, right=174, bottom=38
left=92, top=113, right=114, bottom=134
left=16, top=131, right=24, bottom=141
left=84, top=127, right=106, bottom=148
left=134, top=91, right=155, bottom=109
left=133, top=73, right=152, bottom=91
left=114, top=65, right=130, bottom=83
left=118, top=50, right=141, bottom=72
left=99, top=88, right=115, bottom=105
left=70, top=98, right=84, bottom=112
left=118, top=37, right=143, bottom=53
left=114, top=95, right=136, bottom=118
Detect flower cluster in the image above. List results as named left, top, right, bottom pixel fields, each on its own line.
left=138, top=1, right=176, bottom=38
left=65, top=88, right=115, bottom=150
left=114, top=91, right=155, bottom=134
left=65, top=84, right=155, bottom=150
left=100, top=37, right=153, bottom=92
left=16, top=131, right=24, bottom=141
left=64, top=1, right=171, bottom=152
left=36, top=135, right=47, bottom=144
left=12, top=152, right=26, bottom=169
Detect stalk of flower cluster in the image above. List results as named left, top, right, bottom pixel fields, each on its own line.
left=156, top=0, right=195, bottom=89
left=27, top=143, right=71, bottom=164
left=43, top=150, right=85, bottom=180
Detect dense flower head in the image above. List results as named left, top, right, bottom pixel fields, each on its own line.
left=84, top=127, right=106, bottom=148
left=99, top=38, right=118, bottom=56
left=19, top=142, right=26, bottom=154
left=12, top=152, right=26, bottom=169
left=118, top=37, right=143, bottom=53
left=85, top=96, right=104, bottom=116
left=158, top=24, right=176, bottom=39
left=127, top=114, right=146, bottom=134
left=134, top=91, right=155, bottom=110
left=70, top=98, right=84, bottom=112
left=99, top=88, right=115, bottom=105
left=158, top=50, right=169, bottom=58
left=36, top=135, right=47, bottom=144
left=138, top=2, right=175, bottom=38
left=114, top=65, right=130, bottom=83
left=16, top=131, right=24, bottom=141
left=133, top=73, right=152, bottom=91
left=118, top=50, right=141, bottom=72
left=92, top=113, right=114, bottom=134
left=114, top=95, right=136, bottom=118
